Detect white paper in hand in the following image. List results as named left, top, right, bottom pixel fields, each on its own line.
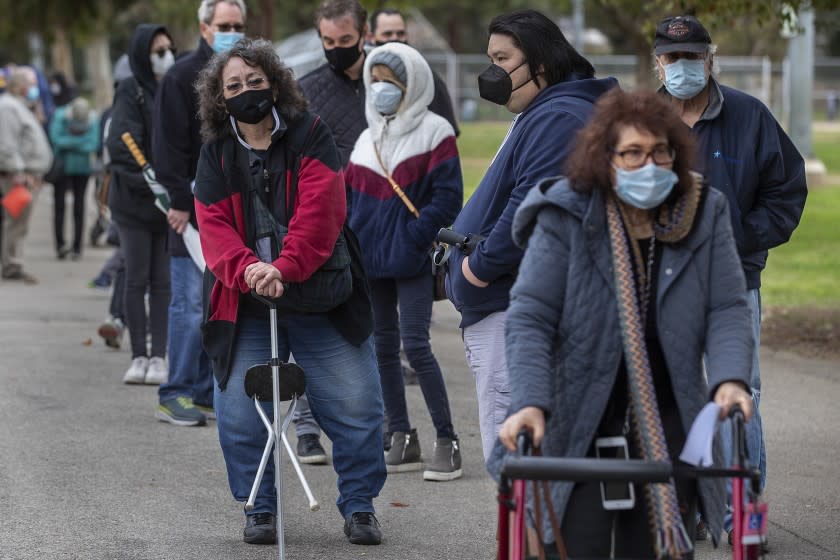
left=679, top=402, right=721, bottom=467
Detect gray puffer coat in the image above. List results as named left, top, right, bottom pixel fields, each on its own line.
left=487, top=177, right=753, bottom=545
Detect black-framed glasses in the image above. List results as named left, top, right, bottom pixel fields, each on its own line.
left=224, top=76, right=268, bottom=94
left=612, top=144, right=676, bottom=168
left=215, top=23, right=245, bottom=33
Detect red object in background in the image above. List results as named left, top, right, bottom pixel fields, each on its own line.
left=1, top=183, right=32, bottom=219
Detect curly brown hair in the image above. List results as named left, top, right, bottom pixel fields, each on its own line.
left=195, top=38, right=307, bottom=143
left=564, top=88, right=696, bottom=197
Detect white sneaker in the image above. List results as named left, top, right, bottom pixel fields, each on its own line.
left=145, top=357, right=168, bottom=385
left=123, top=356, right=149, bottom=384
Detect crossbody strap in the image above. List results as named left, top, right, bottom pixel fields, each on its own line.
left=373, top=143, right=420, bottom=219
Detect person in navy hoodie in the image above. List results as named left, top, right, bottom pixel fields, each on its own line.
left=445, top=9, right=617, bottom=461
left=652, top=15, right=807, bottom=543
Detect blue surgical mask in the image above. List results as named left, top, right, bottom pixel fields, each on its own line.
left=26, top=85, right=40, bottom=102
left=370, top=81, right=403, bottom=116
left=614, top=163, right=678, bottom=210
left=213, top=31, right=244, bottom=53
left=663, top=58, right=707, bottom=100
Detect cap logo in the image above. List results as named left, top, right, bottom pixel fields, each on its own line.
left=667, top=21, right=690, bottom=39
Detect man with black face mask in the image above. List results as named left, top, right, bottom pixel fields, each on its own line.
left=288, top=0, right=371, bottom=465
left=298, top=0, right=369, bottom=168
left=366, top=8, right=459, bottom=136
left=445, top=10, right=617, bottom=462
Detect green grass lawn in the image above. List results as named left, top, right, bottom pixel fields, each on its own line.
left=814, top=130, right=840, bottom=175
left=456, top=121, right=840, bottom=308
left=457, top=121, right=510, bottom=200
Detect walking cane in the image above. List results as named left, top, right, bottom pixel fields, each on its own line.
left=245, top=291, right=320, bottom=560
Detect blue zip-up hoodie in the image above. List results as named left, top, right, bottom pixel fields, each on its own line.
left=678, top=78, right=807, bottom=289
left=446, top=74, right=617, bottom=328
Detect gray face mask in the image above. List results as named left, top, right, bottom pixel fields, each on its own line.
left=370, top=81, right=403, bottom=115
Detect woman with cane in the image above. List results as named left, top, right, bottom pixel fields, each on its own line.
left=193, top=38, right=386, bottom=547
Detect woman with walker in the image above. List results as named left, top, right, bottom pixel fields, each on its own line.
left=494, top=89, right=754, bottom=559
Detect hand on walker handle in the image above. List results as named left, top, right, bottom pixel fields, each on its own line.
left=713, top=381, right=753, bottom=422
left=499, top=406, right=545, bottom=451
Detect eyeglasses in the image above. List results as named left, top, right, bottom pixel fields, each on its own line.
left=215, top=23, right=245, bottom=33
left=612, top=144, right=676, bottom=168
left=224, top=76, right=268, bottom=94
left=152, top=47, right=176, bottom=58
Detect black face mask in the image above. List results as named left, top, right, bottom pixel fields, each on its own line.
left=477, top=61, right=529, bottom=106
left=225, top=88, right=274, bottom=124
left=324, top=41, right=363, bottom=73
left=374, top=39, right=408, bottom=47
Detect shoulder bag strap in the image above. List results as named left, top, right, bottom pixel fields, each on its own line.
left=373, top=142, right=420, bottom=219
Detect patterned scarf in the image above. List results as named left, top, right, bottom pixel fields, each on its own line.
left=604, top=174, right=702, bottom=559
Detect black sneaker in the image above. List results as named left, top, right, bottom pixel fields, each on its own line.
left=297, top=433, right=328, bottom=465
left=344, top=512, right=382, bottom=545
left=244, top=512, right=277, bottom=544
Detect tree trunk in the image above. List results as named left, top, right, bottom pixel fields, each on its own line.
left=84, top=36, right=113, bottom=111
left=634, top=40, right=657, bottom=90
left=50, top=27, right=74, bottom=80
left=254, top=0, right=274, bottom=41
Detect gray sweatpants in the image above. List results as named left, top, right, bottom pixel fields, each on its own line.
left=463, top=311, right=510, bottom=462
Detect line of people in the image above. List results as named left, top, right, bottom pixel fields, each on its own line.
left=4, top=1, right=806, bottom=555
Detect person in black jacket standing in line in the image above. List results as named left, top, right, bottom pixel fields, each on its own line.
left=106, top=24, right=175, bottom=385
left=287, top=0, right=370, bottom=463
left=152, top=0, right=247, bottom=427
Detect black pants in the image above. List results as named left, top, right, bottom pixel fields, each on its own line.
left=556, top=476, right=697, bottom=559
left=53, top=174, right=89, bottom=254
left=117, top=222, right=170, bottom=359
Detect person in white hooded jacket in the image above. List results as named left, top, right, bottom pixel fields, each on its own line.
left=345, top=42, right=464, bottom=481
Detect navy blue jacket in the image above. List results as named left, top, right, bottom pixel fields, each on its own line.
left=683, top=78, right=807, bottom=289
left=446, top=75, right=617, bottom=328
left=152, top=39, right=214, bottom=257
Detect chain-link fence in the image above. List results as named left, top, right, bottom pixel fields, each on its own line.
left=424, top=53, right=840, bottom=124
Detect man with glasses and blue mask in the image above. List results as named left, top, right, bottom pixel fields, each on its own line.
left=151, top=0, right=246, bottom=427
left=653, top=15, right=807, bottom=545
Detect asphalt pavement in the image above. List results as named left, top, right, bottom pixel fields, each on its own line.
left=0, top=194, right=837, bottom=560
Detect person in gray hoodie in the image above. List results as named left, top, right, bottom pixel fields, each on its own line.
left=494, top=89, right=754, bottom=558
left=0, top=65, right=53, bottom=284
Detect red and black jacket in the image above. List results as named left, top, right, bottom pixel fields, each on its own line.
left=194, top=110, right=373, bottom=389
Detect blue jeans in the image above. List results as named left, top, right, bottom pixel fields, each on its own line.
left=369, top=274, right=455, bottom=440
left=215, top=315, right=386, bottom=517
left=159, top=257, right=213, bottom=406
left=720, top=288, right=765, bottom=530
